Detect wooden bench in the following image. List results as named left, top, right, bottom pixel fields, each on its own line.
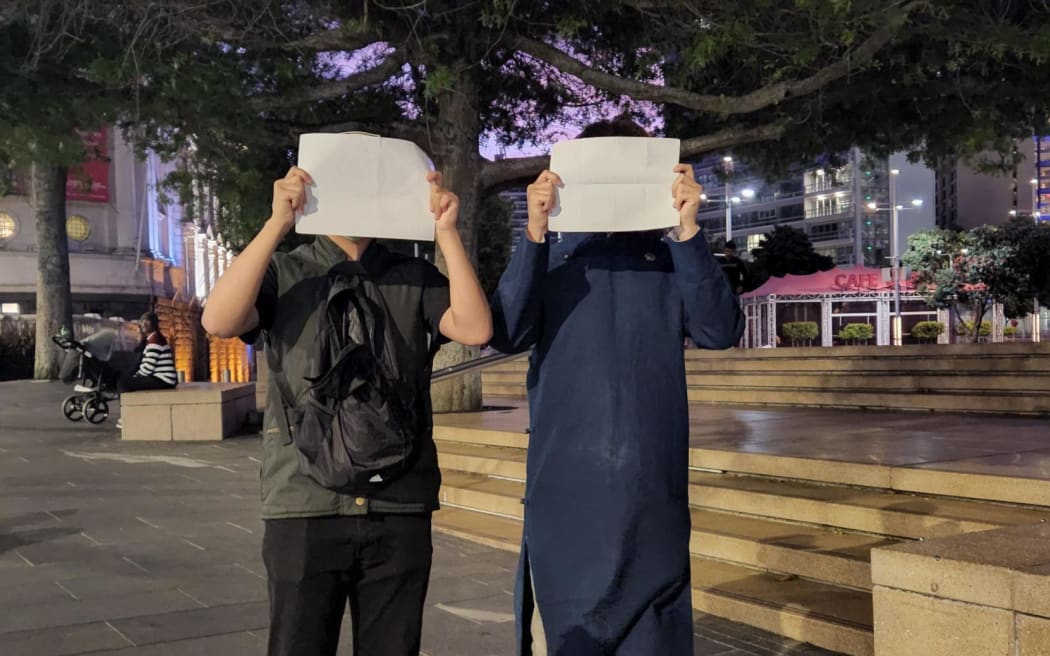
left=121, top=382, right=256, bottom=441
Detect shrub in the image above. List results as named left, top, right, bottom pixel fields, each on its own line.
left=837, top=323, right=874, bottom=344
left=910, top=321, right=945, bottom=343
left=955, top=320, right=992, bottom=338
left=0, top=323, right=34, bottom=381
left=782, top=321, right=819, bottom=346
left=1004, top=325, right=1018, bottom=338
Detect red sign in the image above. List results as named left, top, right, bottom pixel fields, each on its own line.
left=833, top=273, right=881, bottom=291
left=66, top=129, right=110, bottom=203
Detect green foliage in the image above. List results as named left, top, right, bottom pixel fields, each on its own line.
left=997, top=218, right=1050, bottom=309
left=1004, top=325, right=1018, bottom=338
left=903, top=220, right=1050, bottom=341
left=476, top=193, right=513, bottom=296
left=0, top=319, right=34, bottom=381
left=782, top=321, right=819, bottom=346
left=749, top=225, right=836, bottom=288
left=837, top=323, right=874, bottom=344
left=955, top=320, right=992, bottom=338
left=910, top=321, right=945, bottom=343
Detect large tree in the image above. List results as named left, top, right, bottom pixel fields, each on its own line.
left=0, top=4, right=130, bottom=378
left=16, top=0, right=1050, bottom=403
left=901, top=221, right=1050, bottom=342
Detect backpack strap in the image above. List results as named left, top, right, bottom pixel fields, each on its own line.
left=266, top=347, right=303, bottom=443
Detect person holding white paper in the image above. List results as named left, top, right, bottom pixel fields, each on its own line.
left=202, top=165, right=491, bottom=656
left=490, top=115, right=744, bottom=655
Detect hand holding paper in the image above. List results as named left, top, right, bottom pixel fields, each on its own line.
left=427, top=171, right=460, bottom=233
left=295, top=133, right=437, bottom=241
left=548, top=137, right=681, bottom=233
left=672, top=163, right=703, bottom=240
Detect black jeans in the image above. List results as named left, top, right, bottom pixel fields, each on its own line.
left=262, top=514, right=433, bottom=656
left=117, top=373, right=174, bottom=393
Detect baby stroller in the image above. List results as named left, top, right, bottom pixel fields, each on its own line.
left=54, top=329, right=135, bottom=425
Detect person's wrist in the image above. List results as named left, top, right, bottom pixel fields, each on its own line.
left=526, top=220, right=548, bottom=243
left=265, top=215, right=293, bottom=236
left=435, top=224, right=460, bottom=238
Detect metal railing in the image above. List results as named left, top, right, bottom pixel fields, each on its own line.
left=431, top=350, right=528, bottom=383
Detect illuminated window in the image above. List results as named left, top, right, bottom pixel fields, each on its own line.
left=0, top=303, right=19, bottom=314
left=67, top=214, right=90, bottom=241
left=0, top=211, right=16, bottom=240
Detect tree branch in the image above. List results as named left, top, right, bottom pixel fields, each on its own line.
left=679, top=121, right=788, bottom=159
left=480, top=121, right=789, bottom=189
left=509, top=2, right=920, bottom=115
left=268, top=115, right=431, bottom=153
left=282, top=25, right=380, bottom=52
left=250, top=50, right=405, bottom=110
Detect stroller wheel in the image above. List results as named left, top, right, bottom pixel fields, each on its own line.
left=83, top=399, right=110, bottom=425
left=62, top=395, right=85, bottom=422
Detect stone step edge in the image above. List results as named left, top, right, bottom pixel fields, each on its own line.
left=436, top=474, right=882, bottom=591
left=434, top=435, right=1050, bottom=509
left=481, top=383, right=1050, bottom=399
left=429, top=511, right=872, bottom=656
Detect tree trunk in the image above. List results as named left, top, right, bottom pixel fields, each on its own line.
left=33, top=163, right=73, bottom=380
left=428, top=69, right=485, bottom=413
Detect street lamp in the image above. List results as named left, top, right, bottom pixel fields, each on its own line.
left=723, top=156, right=734, bottom=240
left=868, top=169, right=923, bottom=346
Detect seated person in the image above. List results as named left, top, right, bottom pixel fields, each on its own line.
left=118, top=312, right=177, bottom=393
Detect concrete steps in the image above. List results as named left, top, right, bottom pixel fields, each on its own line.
left=690, top=557, right=874, bottom=656
left=688, top=471, right=1049, bottom=540
left=431, top=414, right=1050, bottom=655
left=481, top=345, right=1050, bottom=414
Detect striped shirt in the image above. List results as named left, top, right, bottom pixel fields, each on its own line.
left=136, top=332, right=177, bottom=385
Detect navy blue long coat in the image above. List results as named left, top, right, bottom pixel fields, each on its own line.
left=489, top=229, right=744, bottom=655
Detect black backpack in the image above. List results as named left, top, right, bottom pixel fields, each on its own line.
left=270, top=263, right=419, bottom=493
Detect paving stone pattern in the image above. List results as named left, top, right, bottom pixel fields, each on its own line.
left=0, top=381, right=837, bottom=655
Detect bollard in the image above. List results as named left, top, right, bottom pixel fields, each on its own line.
left=177, top=370, right=186, bottom=384
left=222, top=369, right=231, bottom=382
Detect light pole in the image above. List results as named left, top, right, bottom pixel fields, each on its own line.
left=1031, top=178, right=1041, bottom=221
left=723, top=156, right=734, bottom=240
left=701, top=190, right=750, bottom=244
left=868, top=169, right=923, bottom=346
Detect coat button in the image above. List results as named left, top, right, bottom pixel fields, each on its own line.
left=563, top=253, right=570, bottom=261
left=645, top=253, right=656, bottom=261
left=354, top=497, right=366, bottom=506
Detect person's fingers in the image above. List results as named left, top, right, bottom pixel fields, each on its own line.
left=287, top=167, right=314, bottom=185
left=427, top=171, right=442, bottom=185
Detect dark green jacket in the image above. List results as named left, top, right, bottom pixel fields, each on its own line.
left=244, top=237, right=450, bottom=519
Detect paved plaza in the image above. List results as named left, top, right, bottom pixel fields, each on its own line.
left=0, top=381, right=835, bottom=655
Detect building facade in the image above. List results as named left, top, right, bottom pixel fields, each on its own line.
left=936, top=135, right=1049, bottom=229
left=0, top=128, right=248, bottom=383
left=693, top=149, right=935, bottom=267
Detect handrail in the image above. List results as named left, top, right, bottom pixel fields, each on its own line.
left=431, top=350, right=528, bottom=382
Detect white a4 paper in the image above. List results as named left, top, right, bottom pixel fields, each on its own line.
left=296, top=133, right=436, bottom=242
left=548, top=137, right=681, bottom=233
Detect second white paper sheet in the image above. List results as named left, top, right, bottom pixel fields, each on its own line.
left=295, top=133, right=436, bottom=242
left=548, top=137, right=681, bottom=233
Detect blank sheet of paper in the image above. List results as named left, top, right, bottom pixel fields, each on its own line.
left=295, top=133, right=436, bottom=241
left=548, top=137, right=681, bottom=233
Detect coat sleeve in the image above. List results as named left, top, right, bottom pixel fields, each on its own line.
left=488, top=234, right=549, bottom=354
left=665, top=233, right=745, bottom=349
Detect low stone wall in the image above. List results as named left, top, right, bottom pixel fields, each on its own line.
left=872, top=523, right=1050, bottom=656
